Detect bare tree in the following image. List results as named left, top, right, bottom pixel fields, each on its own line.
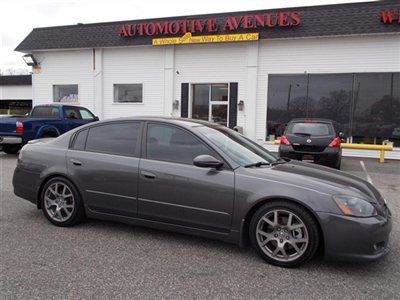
left=1, top=68, right=30, bottom=75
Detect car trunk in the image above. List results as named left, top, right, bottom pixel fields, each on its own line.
left=287, top=134, right=332, bottom=153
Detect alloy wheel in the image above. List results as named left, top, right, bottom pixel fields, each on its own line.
left=256, top=209, right=309, bottom=262
left=44, top=182, right=75, bottom=222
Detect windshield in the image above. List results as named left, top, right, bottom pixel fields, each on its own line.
left=195, top=126, right=278, bottom=166
left=288, top=122, right=333, bottom=136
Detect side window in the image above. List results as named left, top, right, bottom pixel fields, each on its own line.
left=85, top=122, right=141, bottom=157
left=72, top=129, right=88, bottom=150
left=146, top=123, right=214, bottom=165
left=64, top=107, right=81, bottom=120
left=79, top=108, right=95, bottom=120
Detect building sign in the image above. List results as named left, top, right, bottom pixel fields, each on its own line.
left=119, top=12, right=300, bottom=38
left=380, top=9, right=400, bottom=24
left=152, top=32, right=259, bottom=46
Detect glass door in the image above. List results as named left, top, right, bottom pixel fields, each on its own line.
left=192, top=83, right=229, bottom=126
left=192, top=84, right=209, bottom=121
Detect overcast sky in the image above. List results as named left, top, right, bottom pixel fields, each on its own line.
left=0, top=0, right=370, bottom=74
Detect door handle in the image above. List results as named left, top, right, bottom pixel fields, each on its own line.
left=141, top=170, right=156, bottom=179
left=70, top=159, right=82, bottom=166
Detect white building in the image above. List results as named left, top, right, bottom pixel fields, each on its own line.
left=15, top=0, right=400, bottom=157
left=0, top=75, right=32, bottom=115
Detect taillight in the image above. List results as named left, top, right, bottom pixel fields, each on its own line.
left=280, top=135, right=291, bottom=145
left=16, top=121, right=24, bottom=134
left=328, top=137, right=341, bottom=148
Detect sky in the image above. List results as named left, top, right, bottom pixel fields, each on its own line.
left=0, top=0, right=371, bottom=74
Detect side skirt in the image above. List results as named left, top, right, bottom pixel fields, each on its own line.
left=85, top=208, right=241, bottom=245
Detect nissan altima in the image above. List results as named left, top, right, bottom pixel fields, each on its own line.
left=13, top=117, right=392, bottom=267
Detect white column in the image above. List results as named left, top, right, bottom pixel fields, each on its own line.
left=163, top=46, right=175, bottom=117
left=93, top=48, right=104, bottom=119
left=245, top=41, right=259, bottom=140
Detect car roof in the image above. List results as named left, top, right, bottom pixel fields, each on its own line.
left=289, top=118, right=335, bottom=124
left=89, top=116, right=225, bottom=129
left=34, top=103, right=82, bottom=107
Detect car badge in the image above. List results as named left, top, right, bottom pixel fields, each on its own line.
left=306, top=139, right=312, bottom=143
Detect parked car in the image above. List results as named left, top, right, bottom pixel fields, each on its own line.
left=0, top=104, right=98, bottom=154
left=278, top=119, right=345, bottom=169
left=13, top=117, right=391, bottom=267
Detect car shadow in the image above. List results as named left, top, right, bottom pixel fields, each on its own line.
left=72, top=217, right=392, bottom=272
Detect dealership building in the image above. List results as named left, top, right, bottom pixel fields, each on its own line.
left=15, top=0, right=400, bottom=155
left=0, top=75, right=32, bottom=115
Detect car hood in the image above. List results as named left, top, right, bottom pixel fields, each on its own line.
left=241, top=160, right=383, bottom=205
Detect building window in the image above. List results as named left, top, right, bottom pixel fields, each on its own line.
left=53, top=85, right=78, bottom=103
left=114, top=84, right=143, bottom=103
left=266, top=73, right=400, bottom=147
left=0, top=100, right=32, bottom=115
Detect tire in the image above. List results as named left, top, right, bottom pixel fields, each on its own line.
left=329, top=156, right=341, bottom=170
left=334, top=158, right=341, bottom=170
left=2, top=145, right=22, bottom=154
left=249, top=201, right=320, bottom=268
left=41, top=133, right=57, bottom=138
left=40, top=177, right=85, bottom=227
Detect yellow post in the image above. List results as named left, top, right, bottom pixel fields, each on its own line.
left=380, top=150, right=385, bottom=163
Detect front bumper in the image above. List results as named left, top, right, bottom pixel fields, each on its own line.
left=317, top=211, right=392, bottom=261
left=0, top=136, right=22, bottom=145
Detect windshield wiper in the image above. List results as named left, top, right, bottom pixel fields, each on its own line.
left=271, top=158, right=289, bottom=166
left=244, top=161, right=271, bottom=168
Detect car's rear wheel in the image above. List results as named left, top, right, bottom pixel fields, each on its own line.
left=249, top=201, right=319, bottom=268
left=41, top=133, right=57, bottom=138
left=2, top=145, right=21, bottom=154
left=41, top=177, right=84, bottom=227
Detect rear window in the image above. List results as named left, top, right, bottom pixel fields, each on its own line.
left=287, top=122, right=333, bottom=136
left=31, top=106, right=60, bottom=118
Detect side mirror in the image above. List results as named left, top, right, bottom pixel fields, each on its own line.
left=193, top=155, right=223, bottom=169
left=93, top=116, right=99, bottom=121
left=338, top=131, right=346, bottom=141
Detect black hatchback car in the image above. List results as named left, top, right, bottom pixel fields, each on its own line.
left=278, top=119, right=345, bottom=169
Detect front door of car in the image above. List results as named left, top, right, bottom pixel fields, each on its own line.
left=138, top=122, right=234, bottom=232
left=67, top=121, right=142, bottom=217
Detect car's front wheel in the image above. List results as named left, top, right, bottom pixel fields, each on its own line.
left=41, top=177, right=84, bottom=227
left=249, top=201, right=319, bottom=268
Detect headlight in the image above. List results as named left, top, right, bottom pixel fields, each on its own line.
left=333, top=195, right=377, bottom=217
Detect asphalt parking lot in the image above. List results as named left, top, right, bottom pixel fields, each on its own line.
left=1, top=153, right=399, bottom=299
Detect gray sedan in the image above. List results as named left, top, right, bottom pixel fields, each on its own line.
left=12, top=117, right=392, bottom=267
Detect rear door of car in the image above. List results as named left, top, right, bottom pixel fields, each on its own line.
left=137, top=122, right=234, bottom=233
left=67, top=121, right=143, bottom=217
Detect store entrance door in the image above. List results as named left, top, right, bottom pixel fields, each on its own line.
left=192, top=83, right=229, bottom=126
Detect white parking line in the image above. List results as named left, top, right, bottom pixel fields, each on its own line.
left=360, top=161, right=373, bottom=184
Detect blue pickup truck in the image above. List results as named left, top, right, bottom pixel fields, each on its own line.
left=0, top=104, right=98, bottom=154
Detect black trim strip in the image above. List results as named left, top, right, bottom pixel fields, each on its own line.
left=138, top=197, right=230, bottom=216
